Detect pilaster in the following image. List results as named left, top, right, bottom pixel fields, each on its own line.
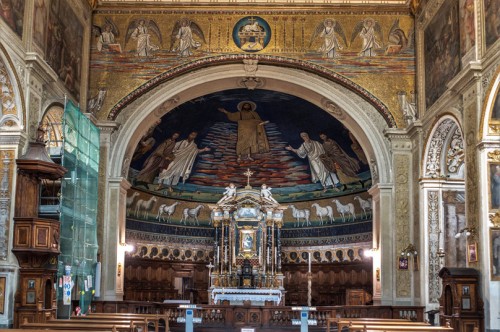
left=385, top=128, right=417, bottom=305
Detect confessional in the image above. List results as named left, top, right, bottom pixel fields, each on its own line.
left=439, top=267, right=483, bottom=332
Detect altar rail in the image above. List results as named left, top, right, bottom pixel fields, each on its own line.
left=91, top=301, right=424, bottom=331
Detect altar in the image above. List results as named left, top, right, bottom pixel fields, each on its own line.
left=207, top=170, right=287, bottom=306
left=210, top=288, right=284, bottom=306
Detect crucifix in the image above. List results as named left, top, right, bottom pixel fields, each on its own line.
left=244, top=168, right=254, bottom=189
left=206, top=261, right=214, bottom=287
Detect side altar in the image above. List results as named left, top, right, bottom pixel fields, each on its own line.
left=207, top=171, right=287, bottom=305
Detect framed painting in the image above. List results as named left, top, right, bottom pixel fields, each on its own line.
left=467, top=242, right=478, bottom=263
left=491, top=228, right=500, bottom=280
left=26, top=290, right=36, bottom=304
left=424, top=0, right=460, bottom=108
left=239, top=228, right=256, bottom=257
left=398, top=257, right=409, bottom=270
left=489, top=163, right=500, bottom=210
left=0, top=277, right=5, bottom=314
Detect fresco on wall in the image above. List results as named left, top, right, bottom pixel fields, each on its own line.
left=484, top=0, right=500, bottom=49
left=459, top=0, right=475, bottom=56
left=0, top=0, right=24, bottom=36
left=128, top=89, right=370, bottom=201
left=424, top=1, right=460, bottom=108
left=46, top=0, right=82, bottom=100
left=33, top=0, right=48, bottom=50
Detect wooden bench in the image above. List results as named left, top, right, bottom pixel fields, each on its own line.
left=337, top=319, right=430, bottom=331
left=1, top=330, right=114, bottom=332
left=79, top=312, right=169, bottom=332
left=327, top=318, right=418, bottom=332
left=347, top=324, right=454, bottom=332
left=19, top=321, right=134, bottom=332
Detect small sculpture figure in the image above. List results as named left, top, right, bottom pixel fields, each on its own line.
left=36, top=123, right=46, bottom=143
left=260, top=184, right=278, bottom=204
left=217, top=183, right=237, bottom=204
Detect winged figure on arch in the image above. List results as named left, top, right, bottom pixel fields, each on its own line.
left=310, top=18, right=347, bottom=59
left=385, top=18, right=414, bottom=55
left=170, top=18, right=206, bottom=57
left=125, top=18, right=162, bottom=57
left=350, top=18, right=383, bottom=57
left=92, top=17, right=121, bottom=52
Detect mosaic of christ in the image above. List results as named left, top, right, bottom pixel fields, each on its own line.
left=129, top=89, right=371, bottom=203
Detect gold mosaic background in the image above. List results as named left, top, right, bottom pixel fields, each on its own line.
left=90, top=6, right=415, bottom=127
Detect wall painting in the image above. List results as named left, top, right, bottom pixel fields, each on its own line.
left=484, top=0, right=500, bottom=49
left=0, top=0, right=24, bottom=37
left=46, top=0, right=83, bottom=100
left=424, top=0, right=460, bottom=108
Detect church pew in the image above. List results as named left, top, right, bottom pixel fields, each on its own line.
left=0, top=330, right=114, bottom=332
left=347, top=323, right=454, bottom=332
left=337, top=319, right=430, bottom=331
left=73, top=312, right=168, bottom=332
left=19, top=320, right=134, bottom=332
left=327, top=318, right=416, bottom=332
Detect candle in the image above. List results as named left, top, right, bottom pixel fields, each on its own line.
left=308, top=252, right=311, bottom=273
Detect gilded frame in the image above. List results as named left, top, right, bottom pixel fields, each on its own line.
left=491, top=228, right=500, bottom=281
left=488, top=162, right=500, bottom=210
left=0, top=277, right=5, bottom=314
left=467, top=242, right=478, bottom=263
left=239, top=228, right=256, bottom=258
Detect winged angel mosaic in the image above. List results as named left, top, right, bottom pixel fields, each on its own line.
left=170, top=18, right=206, bottom=57
left=350, top=18, right=383, bottom=57
left=125, top=19, right=162, bottom=56
left=310, top=19, right=347, bottom=59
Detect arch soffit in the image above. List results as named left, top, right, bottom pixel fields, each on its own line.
left=422, top=114, right=464, bottom=180
left=480, top=67, right=500, bottom=138
left=0, top=42, right=25, bottom=130
left=109, top=62, right=393, bottom=184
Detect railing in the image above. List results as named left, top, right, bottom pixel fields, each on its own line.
left=91, top=301, right=425, bottom=330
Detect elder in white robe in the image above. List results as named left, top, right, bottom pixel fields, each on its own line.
left=157, top=132, right=209, bottom=187
left=286, top=132, right=339, bottom=190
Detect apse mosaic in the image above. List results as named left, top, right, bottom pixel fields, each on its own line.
left=126, top=89, right=372, bottom=235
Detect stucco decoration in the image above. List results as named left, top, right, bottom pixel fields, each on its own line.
left=395, top=154, right=410, bottom=297
left=445, top=127, right=464, bottom=177
left=0, top=152, right=13, bottom=260
left=0, top=58, right=18, bottom=119
left=427, top=190, right=440, bottom=303
left=424, top=118, right=456, bottom=178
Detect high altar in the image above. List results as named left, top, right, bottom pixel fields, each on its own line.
left=207, top=171, right=287, bottom=305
